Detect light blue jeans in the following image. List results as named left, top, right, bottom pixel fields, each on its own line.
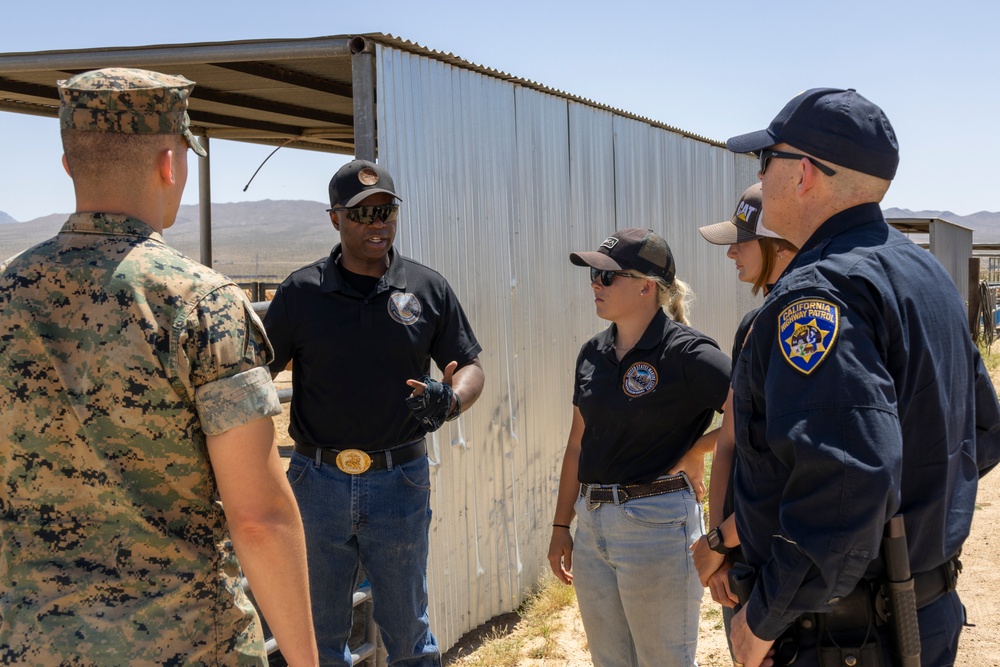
left=572, top=477, right=703, bottom=667
left=286, top=449, right=441, bottom=667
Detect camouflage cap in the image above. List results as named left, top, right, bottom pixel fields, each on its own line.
left=57, top=67, right=207, bottom=157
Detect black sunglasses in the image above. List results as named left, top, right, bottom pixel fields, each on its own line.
left=759, top=150, right=836, bottom=177
left=590, top=267, right=644, bottom=287
left=327, top=203, right=400, bottom=225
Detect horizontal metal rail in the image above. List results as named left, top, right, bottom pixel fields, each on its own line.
left=244, top=577, right=381, bottom=665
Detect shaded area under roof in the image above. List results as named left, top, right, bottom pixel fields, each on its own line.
left=888, top=216, right=973, bottom=235
left=0, top=35, right=363, bottom=155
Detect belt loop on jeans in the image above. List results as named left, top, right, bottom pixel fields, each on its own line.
left=385, top=448, right=393, bottom=471
left=612, top=486, right=621, bottom=505
left=314, top=447, right=322, bottom=467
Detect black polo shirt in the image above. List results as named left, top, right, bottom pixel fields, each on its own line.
left=264, top=245, right=482, bottom=451
left=573, top=309, right=731, bottom=485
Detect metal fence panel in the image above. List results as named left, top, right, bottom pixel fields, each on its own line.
left=374, top=43, right=762, bottom=651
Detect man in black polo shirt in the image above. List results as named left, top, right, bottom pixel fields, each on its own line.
left=264, top=159, right=485, bottom=667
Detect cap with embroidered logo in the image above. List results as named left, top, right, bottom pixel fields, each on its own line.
left=698, top=183, right=783, bottom=245
left=569, top=228, right=676, bottom=284
left=329, top=159, right=403, bottom=208
left=726, top=87, right=898, bottom=180
left=57, top=67, right=206, bottom=157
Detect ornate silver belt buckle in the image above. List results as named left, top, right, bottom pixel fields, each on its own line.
left=336, top=449, right=372, bottom=474
left=585, top=485, right=600, bottom=512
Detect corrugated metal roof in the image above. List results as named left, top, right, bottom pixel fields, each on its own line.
left=366, top=33, right=724, bottom=148
left=0, top=33, right=725, bottom=157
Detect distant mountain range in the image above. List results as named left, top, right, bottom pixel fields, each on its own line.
left=0, top=200, right=333, bottom=282
left=2, top=202, right=999, bottom=281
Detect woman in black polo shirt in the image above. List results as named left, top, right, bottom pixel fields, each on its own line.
left=547, top=228, right=730, bottom=667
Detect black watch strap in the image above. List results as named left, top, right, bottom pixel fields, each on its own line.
left=707, top=526, right=732, bottom=555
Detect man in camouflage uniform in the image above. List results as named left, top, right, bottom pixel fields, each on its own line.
left=0, top=68, right=318, bottom=665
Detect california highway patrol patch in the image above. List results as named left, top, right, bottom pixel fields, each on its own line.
left=777, top=299, right=839, bottom=374
left=622, top=362, right=658, bottom=397
left=388, top=292, right=421, bottom=325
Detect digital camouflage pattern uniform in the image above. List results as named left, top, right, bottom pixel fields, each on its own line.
left=0, top=69, right=279, bottom=665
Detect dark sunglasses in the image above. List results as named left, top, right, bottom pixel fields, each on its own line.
left=759, top=149, right=836, bottom=177
left=328, top=203, right=400, bottom=225
left=590, top=267, right=644, bottom=286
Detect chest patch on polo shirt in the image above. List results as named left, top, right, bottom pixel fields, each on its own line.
left=778, top=298, right=839, bottom=375
left=388, top=292, right=422, bottom=325
left=622, top=362, right=658, bottom=397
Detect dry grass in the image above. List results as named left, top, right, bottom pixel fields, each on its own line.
left=447, top=571, right=579, bottom=666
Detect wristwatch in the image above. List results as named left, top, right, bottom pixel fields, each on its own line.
left=706, top=526, right=732, bottom=555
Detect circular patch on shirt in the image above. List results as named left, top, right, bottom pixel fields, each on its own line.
left=622, top=362, right=658, bottom=397
left=778, top=298, right=839, bottom=375
left=388, top=292, right=422, bottom=325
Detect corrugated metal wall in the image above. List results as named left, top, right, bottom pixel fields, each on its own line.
left=375, top=44, right=759, bottom=650
left=930, top=222, right=974, bottom=305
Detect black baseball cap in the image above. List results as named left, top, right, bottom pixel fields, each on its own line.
left=726, top=88, right=899, bottom=180
left=570, top=228, right=676, bottom=284
left=328, top=159, right=402, bottom=207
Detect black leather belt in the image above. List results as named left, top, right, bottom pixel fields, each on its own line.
left=294, top=438, right=426, bottom=474
left=581, top=475, right=688, bottom=504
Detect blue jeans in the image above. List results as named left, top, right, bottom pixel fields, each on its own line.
left=572, top=477, right=703, bottom=667
left=286, top=449, right=441, bottom=667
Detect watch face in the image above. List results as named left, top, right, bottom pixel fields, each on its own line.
left=708, top=528, right=722, bottom=549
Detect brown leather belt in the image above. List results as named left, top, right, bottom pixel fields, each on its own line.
left=294, top=438, right=426, bottom=474
left=581, top=475, right=689, bottom=504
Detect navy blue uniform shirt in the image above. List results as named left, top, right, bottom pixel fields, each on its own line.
left=732, top=203, right=1000, bottom=640
left=264, top=245, right=482, bottom=451
left=574, top=309, right=731, bottom=484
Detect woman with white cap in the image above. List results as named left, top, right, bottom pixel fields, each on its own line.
left=547, top=228, right=731, bottom=667
left=690, top=183, right=798, bottom=641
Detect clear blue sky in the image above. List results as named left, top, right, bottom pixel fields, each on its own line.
left=2, top=0, right=997, bottom=222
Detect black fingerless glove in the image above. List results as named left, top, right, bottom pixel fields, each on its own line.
left=405, top=376, right=456, bottom=432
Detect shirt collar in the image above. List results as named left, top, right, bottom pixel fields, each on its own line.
left=60, top=212, right=164, bottom=243
left=780, top=202, right=885, bottom=279
left=797, top=203, right=884, bottom=256
left=597, top=309, right=671, bottom=358
left=320, top=244, right=407, bottom=295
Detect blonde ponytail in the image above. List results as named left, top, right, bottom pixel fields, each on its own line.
left=648, top=275, right=693, bottom=325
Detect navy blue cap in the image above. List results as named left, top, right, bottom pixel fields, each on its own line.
left=727, top=88, right=899, bottom=180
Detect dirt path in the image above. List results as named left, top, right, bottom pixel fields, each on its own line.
left=954, top=468, right=1000, bottom=665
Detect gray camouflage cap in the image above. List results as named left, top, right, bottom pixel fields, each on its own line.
left=57, top=67, right=207, bottom=157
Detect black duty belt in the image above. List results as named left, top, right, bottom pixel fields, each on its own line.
left=294, top=438, right=426, bottom=474
left=887, top=555, right=961, bottom=612
left=581, top=475, right=688, bottom=505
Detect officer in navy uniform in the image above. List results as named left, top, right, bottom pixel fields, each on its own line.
left=724, top=88, right=1000, bottom=667
left=264, top=159, right=485, bottom=666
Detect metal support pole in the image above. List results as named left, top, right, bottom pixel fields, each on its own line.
left=969, top=256, right=981, bottom=335
left=350, top=37, right=376, bottom=161
left=198, top=135, right=212, bottom=267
